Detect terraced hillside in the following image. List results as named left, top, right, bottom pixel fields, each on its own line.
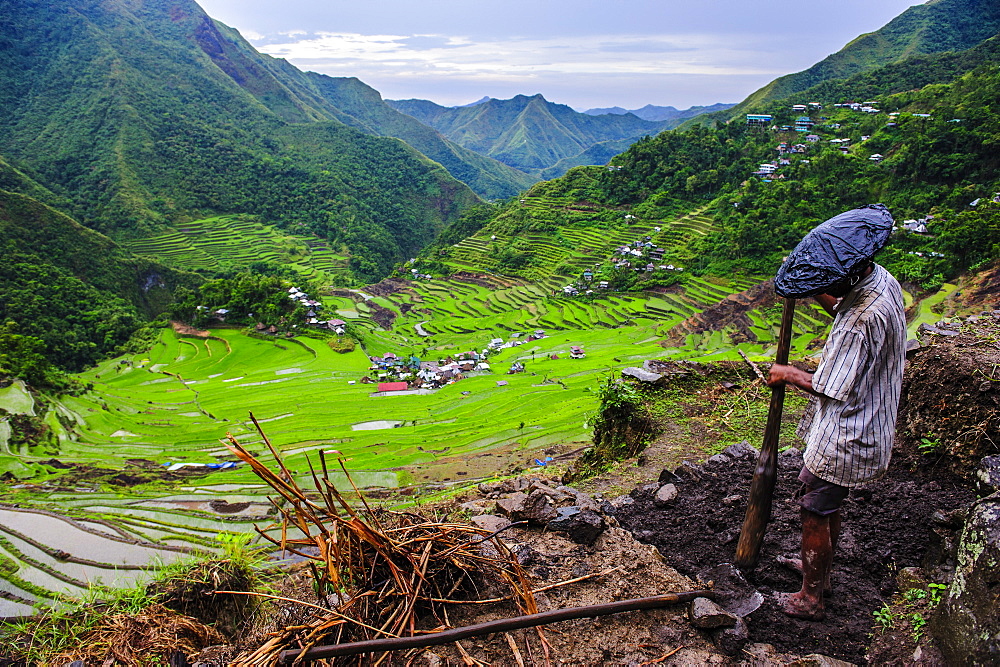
left=1, top=196, right=848, bottom=612
left=444, top=192, right=713, bottom=283
left=123, top=215, right=351, bottom=283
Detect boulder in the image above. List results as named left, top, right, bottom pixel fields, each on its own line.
left=674, top=461, right=704, bottom=482
left=706, top=454, right=731, bottom=465
left=621, top=366, right=663, bottom=383
left=654, top=483, right=678, bottom=507
left=496, top=489, right=557, bottom=524
left=688, top=596, right=737, bottom=629
left=722, top=440, right=759, bottom=460
left=976, top=455, right=1000, bottom=497
left=494, top=492, right=528, bottom=517
left=932, top=493, right=1000, bottom=663
left=546, top=507, right=606, bottom=545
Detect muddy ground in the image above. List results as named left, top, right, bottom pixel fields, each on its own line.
left=614, top=449, right=974, bottom=664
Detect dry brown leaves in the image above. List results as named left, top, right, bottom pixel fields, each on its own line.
left=226, top=415, right=537, bottom=666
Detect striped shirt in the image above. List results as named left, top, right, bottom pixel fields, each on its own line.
left=797, top=264, right=907, bottom=487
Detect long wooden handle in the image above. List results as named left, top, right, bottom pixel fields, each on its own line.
left=734, top=297, right=796, bottom=570
left=276, top=590, right=715, bottom=663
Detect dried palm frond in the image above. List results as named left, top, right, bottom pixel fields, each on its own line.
left=228, top=415, right=536, bottom=666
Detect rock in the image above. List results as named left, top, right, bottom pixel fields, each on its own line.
left=931, top=507, right=967, bottom=528
left=721, top=494, right=742, bottom=505
left=633, top=481, right=661, bottom=499
left=621, top=366, right=663, bottom=383
left=918, top=323, right=959, bottom=337
left=674, top=461, right=704, bottom=482
left=654, top=483, right=678, bottom=507
left=460, top=499, right=495, bottom=514
left=494, top=492, right=528, bottom=517
left=780, top=447, right=803, bottom=461
left=706, top=454, right=731, bottom=465
left=785, top=654, right=855, bottom=667
left=976, top=455, right=1000, bottom=497
left=496, top=489, right=557, bottom=524
left=722, top=440, right=759, bottom=460
left=712, top=616, right=749, bottom=655
left=477, top=481, right=501, bottom=494
left=470, top=515, right=511, bottom=533
left=688, top=596, right=738, bottom=629
left=657, top=468, right=680, bottom=485
left=607, top=495, right=634, bottom=510
left=932, top=493, right=1000, bottom=663
left=546, top=507, right=606, bottom=545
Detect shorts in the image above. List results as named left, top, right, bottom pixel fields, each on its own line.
left=794, top=466, right=848, bottom=516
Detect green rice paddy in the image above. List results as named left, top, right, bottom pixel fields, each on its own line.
left=1, top=205, right=846, bottom=611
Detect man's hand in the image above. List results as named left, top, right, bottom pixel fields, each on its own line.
left=768, top=363, right=819, bottom=395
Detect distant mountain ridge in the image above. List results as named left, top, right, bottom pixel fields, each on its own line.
left=387, top=94, right=673, bottom=177
left=0, top=0, right=509, bottom=281
left=583, top=103, right=734, bottom=122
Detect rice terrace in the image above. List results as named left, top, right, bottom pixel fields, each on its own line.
left=0, top=193, right=846, bottom=616
left=4, top=0, right=1000, bottom=662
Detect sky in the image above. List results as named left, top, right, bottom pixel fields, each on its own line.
left=194, top=0, right=922, bottom=111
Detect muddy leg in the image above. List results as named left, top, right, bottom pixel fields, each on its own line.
left=779, top=509, right=831, bottom=620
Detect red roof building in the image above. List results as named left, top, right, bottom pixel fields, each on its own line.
left=377, top=382, right=409, bottom=392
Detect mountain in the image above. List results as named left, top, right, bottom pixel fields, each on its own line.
left=0, top=159, right=196, bottom=378
left=723, top=0, right=1000, bottom=119
left=0, top=0, right=492, bottom=281
left=387, top=94, right=671, bottom=177
left=584, top=103, right=734, bottom=122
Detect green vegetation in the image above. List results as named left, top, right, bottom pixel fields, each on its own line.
left=0, top=0, right=480, bottom=283
left=717, top=0, right=1000, bottom=120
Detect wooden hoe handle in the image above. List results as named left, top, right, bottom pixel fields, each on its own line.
left=734, top=297, right=796, bottom=570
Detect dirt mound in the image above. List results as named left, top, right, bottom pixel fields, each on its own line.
left=364, top=278, right=413, bottom=297
left=896, top=315, right=1000, bottom=468
left=955, top=261, right=1000, bottom=310
left=665, top=280, right=780, bottom=345
left=614, top=451, right=974, bottom=664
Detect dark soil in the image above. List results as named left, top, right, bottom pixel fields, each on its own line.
left=896, top=316, right=1000, bottom=467
left=613, top=450, right=975, bottom=664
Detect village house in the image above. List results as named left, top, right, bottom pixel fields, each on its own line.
left=746, top=114, right=773, bottom=127
left=570, top=346, right=586, bottom=359
left=794, top=116, right=814, bottom=132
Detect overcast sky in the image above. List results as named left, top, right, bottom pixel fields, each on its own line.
left=195, top=0, right=922, bottom=110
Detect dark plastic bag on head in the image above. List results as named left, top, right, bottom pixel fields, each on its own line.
left=774, top=204, right=894, bottom=298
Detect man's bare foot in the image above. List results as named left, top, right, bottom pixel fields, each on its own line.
left=775, top=591, right=826, bottom=621
left=776, top=555, right=833, bottom=595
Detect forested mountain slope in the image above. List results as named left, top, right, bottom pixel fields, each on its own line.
left=0, top=184, right=195, bottom=381
left=0, top=0, right=481, bottom=280
left=193, top=21, right=536, bottom=199
left=388, top=94, right=669, bottom=177
left=721, top=0, right=1000, bottom=119
left=427, top=55, right=1000, bottom=297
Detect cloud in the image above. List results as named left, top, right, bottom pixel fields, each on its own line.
left=256, top=31, right=782, bottom=81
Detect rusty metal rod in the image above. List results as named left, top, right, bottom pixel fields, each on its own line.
left=276, top=590, right=715, bottom=663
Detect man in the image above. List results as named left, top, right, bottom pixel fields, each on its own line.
left=767, top=256, right=906, bottom=621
